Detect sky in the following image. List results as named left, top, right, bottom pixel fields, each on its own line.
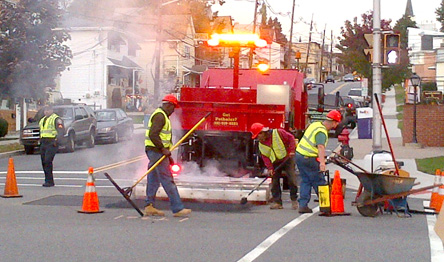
left=212, top=0, right=442, bottom=44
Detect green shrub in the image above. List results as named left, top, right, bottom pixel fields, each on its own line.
left=0, top=118, right=8, bottom=137
left=422, top=82, right=437, bottom=92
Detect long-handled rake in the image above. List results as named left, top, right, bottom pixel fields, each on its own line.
left=240, top=157, right=291, bottom=205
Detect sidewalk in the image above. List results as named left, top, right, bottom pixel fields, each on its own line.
left=331, top=88, right=444, bottom=199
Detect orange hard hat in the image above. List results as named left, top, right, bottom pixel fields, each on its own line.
left=251, top=123, right=268, bottom=139
left=326, top=110, right=342, bottom=122
left=162, top=94, right=179, bottom=108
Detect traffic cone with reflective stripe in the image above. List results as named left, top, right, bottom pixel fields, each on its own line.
left=430, top=169, right=442, bottom=210
left=435, top=171, right=444, bottom=213
left=78, top=167, right=103, bottom=214
left=331, top=170, right=345, bottom=214
left=1, top=158, right=22, bottom=198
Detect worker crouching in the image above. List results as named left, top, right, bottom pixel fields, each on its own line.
left=250, top=123, right=299, bottom=210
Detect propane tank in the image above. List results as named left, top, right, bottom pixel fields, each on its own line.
left=363, top=150, right=393, bottom=173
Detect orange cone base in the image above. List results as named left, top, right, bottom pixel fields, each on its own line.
left=319, top=212, right=351, bottom=217
left=78, top=192, right=103, bottom=214
left=0, top=194, right=23, bottom=198
left=78, top=210, right=104, bottom=214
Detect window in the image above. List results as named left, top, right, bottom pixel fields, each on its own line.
left=184, top=46, right=190, bottom=58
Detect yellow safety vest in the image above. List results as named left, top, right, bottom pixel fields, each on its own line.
left=296, top=121, right=328, bottom=157
left=258, top=129, right=287, bottom=163
left=39, top=113, right=59, bottom=139
left=145, top=108, right=173, bottom=148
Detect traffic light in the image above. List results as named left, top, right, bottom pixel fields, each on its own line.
left=383, top=34, right=400, bottom=65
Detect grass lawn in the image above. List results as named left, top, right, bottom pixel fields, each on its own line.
left=0, top=142, right=23, bottom=153
left=416, top=156, right=444, bottom=175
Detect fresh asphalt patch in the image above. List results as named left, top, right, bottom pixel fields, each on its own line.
left=22, top=194, right=255, bottom=212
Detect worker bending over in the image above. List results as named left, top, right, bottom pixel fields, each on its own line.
left=250, top=123, right=299, bottom=210
left=295, top=110, right=341, bottom=213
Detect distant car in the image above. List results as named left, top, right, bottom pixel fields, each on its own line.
left=343, top=74, right=355, bottom=82
left=304, top=78, right=316, bottom=84
left=325, top=75, right=335, bottom=83
left=95, top=108, right=134, bottom=143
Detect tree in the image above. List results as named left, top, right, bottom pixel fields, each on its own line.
left=436, top=0, right=444, bottom=32
left=0, top=0, right=71, bottom=101
left=336, top=11, right=411, bottom=92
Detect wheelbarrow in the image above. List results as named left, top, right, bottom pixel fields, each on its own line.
left=330, top=155, right=441, bottom=217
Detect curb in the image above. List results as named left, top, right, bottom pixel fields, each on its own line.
left=0, top=149, right=24, bottom=159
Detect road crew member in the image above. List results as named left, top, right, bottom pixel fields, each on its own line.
left=295, top=110, right=341, bottom=213
left=39, top=106, right=64, bottom=187
left=250, top=123, right=299, bottom=210
left=144, top=94, right=191, bottom=217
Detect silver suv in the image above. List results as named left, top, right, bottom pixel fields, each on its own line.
left=20, top=105, right=97, bottom=154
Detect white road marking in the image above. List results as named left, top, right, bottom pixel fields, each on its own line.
left=424, top=201, right=444, bottom=262
left=0, top=171, right=88, bottom=174
left=179, top=218, right=189, bottom=222
left=114, top=215, right=124, bottom=220
left=237, top=207, right=319, bottom=262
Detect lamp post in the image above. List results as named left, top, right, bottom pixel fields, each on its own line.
left=410, top=73, right=421, bottom=143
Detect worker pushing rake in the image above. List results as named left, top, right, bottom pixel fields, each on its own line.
left=105, top=101, right=212, bottom=217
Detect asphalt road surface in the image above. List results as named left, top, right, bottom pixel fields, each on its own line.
left=0, top=129, right=442, bottom=262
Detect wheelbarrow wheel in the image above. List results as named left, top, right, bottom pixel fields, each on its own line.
left=356, top=190, right=379, bottom=217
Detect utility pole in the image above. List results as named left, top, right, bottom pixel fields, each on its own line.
left=329, top=30, right=333, bottom=74
left=319, top=24, right=326, bottom=83
left=285, top=0, right=296, bottom=69
left=248, top=0, right=260, bottom=69
left=304, top=14, right=313, bottom=75
left=372, top=0, right=382, bottom=150
left=153, top=0, right=163, bottom=103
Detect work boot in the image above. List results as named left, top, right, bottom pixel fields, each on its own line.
left=270, top=203, right=283, bottom=209
left=144, top=204, right=165, bottom=217
left=298, top=206, right=313, bottom=214
left=42, top=182, right=55, bottom=187
left=291, top=200, right=299, bottom=210
left=173, top=208, right=192, bottom=217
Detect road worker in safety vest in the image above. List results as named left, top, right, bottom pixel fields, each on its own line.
left=250, top=123, right=299, bottom=210
left=144, top=94, right=191, bottom=217
left=39, top=106, right=64, bottom=187
left=295, top=110, right=342, bottom=213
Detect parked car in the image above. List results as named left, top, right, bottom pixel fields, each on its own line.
left=20, top=104, right=97, bottom=154
left=325, top=75, right=335, bottom=83
left=343, top=74, right=355, bottom=82
left=95, top=108, right=134, bottom=143
left=304, top=77, right=316, bottom=84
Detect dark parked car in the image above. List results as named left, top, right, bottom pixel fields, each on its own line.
left=20, top=104, right=97, bottom=154
left=325, top=75, right=335, bottom=83
left=95, top=108, right=134, bottom=143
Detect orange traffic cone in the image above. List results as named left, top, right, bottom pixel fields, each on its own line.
left=331, top=170, right=345, bottom=214
left=78, top=167, right=104, bottom=214
left=1, top=158, right=22, bottom=198
left=435, top=171, right=444, bottom=212
left=429, top=169, right=442, bottom=210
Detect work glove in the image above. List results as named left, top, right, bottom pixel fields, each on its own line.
left=266, top=169, right=275, bottom=177
left=161, top=148, right=171, bottom=157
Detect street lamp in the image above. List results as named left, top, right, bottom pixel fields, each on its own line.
left=410, top=73, right=421, bottom=143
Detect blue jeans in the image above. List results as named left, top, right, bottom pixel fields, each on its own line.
left=296, top=153, right=326, bottom=208
left=145, top=150, right=184, bottom=213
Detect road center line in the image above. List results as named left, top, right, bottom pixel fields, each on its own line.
left=237, top=207, right=319, bottom=262
left=329, top=83, right=348, bottom=95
